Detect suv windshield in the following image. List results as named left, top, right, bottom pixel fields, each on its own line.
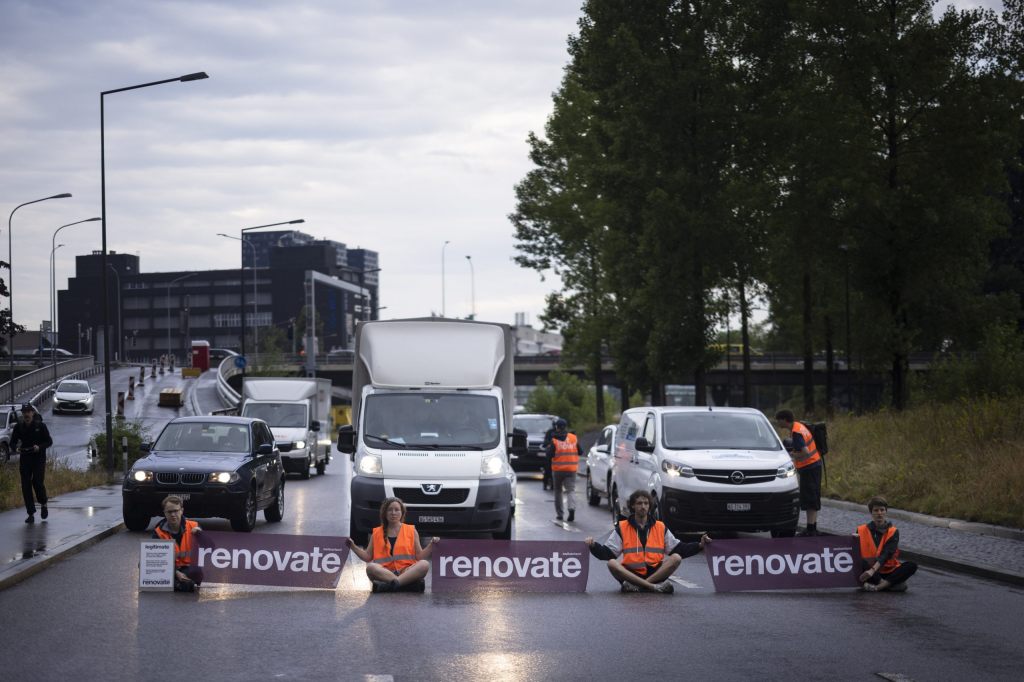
left=513, top=416, right=554, bottom=437
left=242, top=403, right=307, bottom=428
left=57, top=382, right=90, bottom=394
left=662, top=412, right=781, bottom=451
left=155, top=422, right=251, bottom=453
left=363, top=393, right=501, bottom=449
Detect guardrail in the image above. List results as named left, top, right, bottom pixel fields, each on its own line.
left=0, top=356, right=98, bottom=404
left=217, top=355, right=241, bottom=408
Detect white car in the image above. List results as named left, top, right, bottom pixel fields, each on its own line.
left=585, top=424, right=617, bottom=508
left=53, top=380, right=96, bottom=414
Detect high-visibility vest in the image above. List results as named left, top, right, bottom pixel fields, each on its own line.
left=551, top=433, right=580, bottom=472
left=791, top=421, right=821, bottom=469
left=857, top=524, right=901, bottom=574
left=619, top=519, right=666, bottom=577
left=154, top=519, right=199, bottom=568
left=371, top=523, right=418, bottom=572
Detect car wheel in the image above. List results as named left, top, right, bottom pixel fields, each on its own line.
left=265, top=478, right=285, bottom=522
left=493, top=514, right=513, bottom=540
left=231, top=487, right=257, bottom=532
left=315, top=457, right=326, bottom=476
left=349, top=518, right=368, bottom=547
left=0, top=442, right=9, bottom=464
left=586, top=470, right=600, bottom=507
left=300, top=457, right=311, bottom=480
left=123, top=505, right=151, bottom=532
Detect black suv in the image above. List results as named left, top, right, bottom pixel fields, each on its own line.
left=122, top=416, right=285, bottom=532
left=510, top=413, right=561, bottom=472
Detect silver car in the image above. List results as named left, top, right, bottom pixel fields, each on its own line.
left=53, top=380, right=96, bottom=414
left=585, top=424, right=617, bottom=508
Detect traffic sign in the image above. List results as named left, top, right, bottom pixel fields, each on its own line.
left=234, top=355, right=247, bottom=369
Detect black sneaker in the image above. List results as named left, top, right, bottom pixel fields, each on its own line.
left=567, top=510, right=575, bottom=523
left=25, top=514, right=35, bottom=524
left=555, top=514, right=563, bottom=521
left=371, top=580, right=386, bottom=593
left=40, top=505, right=48, bottom=520
left=620, top=582, right=642, bottom=593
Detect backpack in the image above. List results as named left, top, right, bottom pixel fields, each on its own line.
left=802, top=421, right=829, bottom=456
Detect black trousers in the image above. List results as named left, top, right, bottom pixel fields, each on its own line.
left=20, top=454, right=48, bottom=515
left=868, top=561, right=918, bottom=587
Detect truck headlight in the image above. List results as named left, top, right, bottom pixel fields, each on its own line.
left=662, top=460, right=694, bottom=478
left=777, top=462, right=796, bottom=478
left=208, top=471, right=239, bottom=484
left=480, top=453, right=504, bottom=477
left=132, top=470, right=153, bottom=483
left=294, top=440, right=307, bottom=450
left=357, top=453, right=382, bottom=475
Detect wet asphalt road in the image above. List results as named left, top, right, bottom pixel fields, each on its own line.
left=1, top=451, right=1023, bottom=681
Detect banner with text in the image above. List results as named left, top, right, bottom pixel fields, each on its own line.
left=193, top=531, right=350, bottom=589
left=431, top=540, right=589, bottom=592
left=705, top=536, right=861, bottom=592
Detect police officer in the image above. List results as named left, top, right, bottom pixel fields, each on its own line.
left=10, top=403, right=53, bottom=523
left=545, top=418, right=583, bottom=522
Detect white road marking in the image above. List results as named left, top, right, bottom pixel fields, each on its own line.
left=669, top=576, right=701, bottom=589
left=876, top=674, right=917, bottom=682
left=364, top=676, right=394, bottom=682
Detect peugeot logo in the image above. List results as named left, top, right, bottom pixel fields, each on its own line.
left=730, top=471, right=745, bottom=484
left=421, top=483, right=443, bottom=495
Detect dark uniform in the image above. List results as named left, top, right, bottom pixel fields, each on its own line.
left=10, top=405, right=53, bottom=521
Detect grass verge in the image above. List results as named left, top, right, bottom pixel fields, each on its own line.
left=0, top=460, right=110, bottom=512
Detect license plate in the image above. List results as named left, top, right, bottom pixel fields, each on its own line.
left=418, top=515, right=444, bottom=523
left=178, top=494, right=190, bottom=501
left=726, top=502, right=750, bottom=512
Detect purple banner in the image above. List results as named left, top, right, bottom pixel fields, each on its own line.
left=705, top=536, right=861, bottom=592
left=431, top=540, right=589, bottom=592
left=193, top=531, right=350, bottom=589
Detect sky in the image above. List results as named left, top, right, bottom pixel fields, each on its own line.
left=0, top=0, right=1004, bottom=337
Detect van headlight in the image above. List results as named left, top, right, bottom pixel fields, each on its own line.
left=480, top=453, right=504, bottom=477
left=662, top=460, right=694, bottom=478
left=208, top=471, right=239, bottom=484
left=357, top=453, right=383, bottom=476
left=294, top=440, right=307, bottom=450
left=777, top=462, right=796, bottom=478
left=132, top=470, right=153, bottom=483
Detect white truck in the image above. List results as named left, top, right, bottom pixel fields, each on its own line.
left=337, top=318, right=524, bottom=544
left=240, top=377, right=332, bottom=479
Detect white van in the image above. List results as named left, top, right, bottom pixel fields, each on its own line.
left=609, top=406, right=799, bottom=537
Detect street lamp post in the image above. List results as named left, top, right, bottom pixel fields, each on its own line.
left=6, top=192, right=72, bottom=401
left=50, top=217, right=101, bottom=376
left=217, top=234, right=258, bottom=352
left=108, top=265, right=123, bottom=361
left=441, top=240, right=450, bottom=317
left=165, top=273, right=196, bottom=363
left=465, top=255, right=475, bottom=320
left=48, top=243, right=64, bottom=384
left=100, top=71, right=208, bottom=473
left=840, top=244, right=852, bottom=411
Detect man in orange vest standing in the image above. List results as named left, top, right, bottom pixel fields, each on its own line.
left=856, top=496, right=917, bottom=592
left=546, top=418, right=583, bottom=522
left=585, top=490, right=711, bottom=593
left=152, top=494, right=203, bottom=592
left=775, top=410, right=823, bottom=536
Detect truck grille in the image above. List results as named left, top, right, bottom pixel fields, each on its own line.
left=393, top=487, right=470, bottom=504
left=692, top=468, right=778, bottom=485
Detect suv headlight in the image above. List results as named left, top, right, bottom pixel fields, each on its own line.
left=208, top=471, right=240, bottom=484
left=294, top=440, right=307, bottom=450
left=777, top=462, right=796, bottom=478
left=357, top=453, right=383, bottom=476
left=132, top=470, right=154, bottom=483
left=480, top=453, right=504, bottom=477
left=662, top=460, right=694, bottom=478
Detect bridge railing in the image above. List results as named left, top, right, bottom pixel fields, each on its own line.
left=0, top=356, right=98, bottom=404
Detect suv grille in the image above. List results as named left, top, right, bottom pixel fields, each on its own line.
left=393, top=487, right=470, bottom=504
left=156, top=472, right=206, bottom=485
left=692, top=468, right=777, bottom=485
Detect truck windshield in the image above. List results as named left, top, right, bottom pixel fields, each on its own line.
left=155, top=422, right=250, bottom=453
left=363, top=393, right=501, bottom=449
left=242, top=403, right=308, bottom=428
left=662, top=412, right=782, bottom=451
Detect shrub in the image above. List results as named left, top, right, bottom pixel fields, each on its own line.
left=89, top=419, right=153, bottom=473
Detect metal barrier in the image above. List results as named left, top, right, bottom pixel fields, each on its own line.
left=216, top=354, right=241, bottom=408
left=0, top=356, right=98, bottom=404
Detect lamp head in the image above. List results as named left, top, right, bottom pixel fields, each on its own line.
left=288, top=219, right=305, bottom=224
left=50, top=193, right=72, bottom=199
left=179, top=72, right=209, bottom=82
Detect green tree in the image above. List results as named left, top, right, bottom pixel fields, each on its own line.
left=0, top=267, right=24, bottom=356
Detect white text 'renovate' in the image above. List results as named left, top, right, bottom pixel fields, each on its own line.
left=712, top=547, right=854, bottom=576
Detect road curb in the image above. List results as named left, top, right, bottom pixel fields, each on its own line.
left=822, top=498, right=1024, bottom=542
left=0, top=521, right=125, bottom=592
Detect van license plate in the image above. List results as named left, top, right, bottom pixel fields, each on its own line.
left=726, top=503, right=750, bottom=512
left=419, top=515, right=444, bottom=523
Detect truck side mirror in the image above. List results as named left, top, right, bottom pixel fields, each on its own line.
left=508, top=427, right=528, bottom=457
left=337, top=425, right=356, bottom=455
left=310, top=420, right=321, bottom=432
left=634, top=437, right=654, bottom=453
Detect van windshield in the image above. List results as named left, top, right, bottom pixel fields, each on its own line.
left=363, top=393, right=501, bottom=449
left=242, top=403, right=308, bottom=428
left=662, top=412, right=781, bottom=451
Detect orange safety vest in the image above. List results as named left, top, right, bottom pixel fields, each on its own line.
left=551, top=433, right=580, bottom=472
left=791, top=421, right=821, bottom=469
left=857, top=523, right=901, bottom=574
left=371, top=523, right=418, bottom=573
left=154, top=519, right=200, bottom=568
left=619, top=519, right=667, bottom=577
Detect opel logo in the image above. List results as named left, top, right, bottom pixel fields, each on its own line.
left=421, top=483, right=443, bottom=495
left=730, top=471, right=745, bottom=484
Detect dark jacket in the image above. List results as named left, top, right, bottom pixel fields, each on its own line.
left=10, top=415, right=53, bottom=457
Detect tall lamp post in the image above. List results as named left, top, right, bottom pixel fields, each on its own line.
left=50, top=217, right=101, bottom=375
left=7, top=192, right=72, bottom=401
left=48, top=243, right=64, bottom=382
left=165, top=273, right=196, bottom=362
left=108, top=265, right=123, bottom=361
left=237, top=219, right=305, bottom=403
left=217, top=233, right=258, bottom=352
left=465, top=255, right=475, bottom=320
left=100, top=71, right=208, bottom=473
left=441, top=240, right=450, bottom=317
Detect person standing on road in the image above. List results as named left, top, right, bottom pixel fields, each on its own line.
left=152, top=494, right=204, bottom=592
left=585, top=490, right=711, bottom=594
left=546, top=418, right=583, bottom=522
left=348, top=497, right=439, bottom=593
left=10, top=403, right=52, bottom=524
left=856, top=496, right=917, bottom=592
left=775, top=409, right=822, bottom=536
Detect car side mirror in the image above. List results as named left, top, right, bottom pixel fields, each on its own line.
left=508, top=427, right=528, bottom=457
left=140, top=442, right=152, bottom=452
left=596, top=444, right=609, bottom=454
left=91, top=389, right=97, bottom=394
left=634, top=437, right=654, bottom=453
left=257, top=443, right=274, bottom=456
left=337, top=425, right=356, bottom=455
left=310, top=420, right=321, bottom=432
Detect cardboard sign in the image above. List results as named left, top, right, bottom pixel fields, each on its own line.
left=139, top=540, right=175, bottom=591
left=431, top=540, right=589, bottom=593
left=193, top=531, right=350, bottom=589
left=705, top=536, right=861, bottom=592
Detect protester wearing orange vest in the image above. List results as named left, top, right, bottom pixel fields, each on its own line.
left=585, top=490, right=711, bottom=593
left=545, top=418, right=583, bottom=522
left=775, top=410, right=823, bottom=536
left=856, top=496, right=917, bottom=592
left=347, top=497, right=439, bottom=593
left=151, top=494, right=203, bottom=592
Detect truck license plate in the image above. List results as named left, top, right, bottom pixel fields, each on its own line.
left=419, top=515, right=444, bottom=523
left=726, top=502, right=750, bottom=512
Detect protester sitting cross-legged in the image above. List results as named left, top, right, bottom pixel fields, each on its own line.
left=856, top=495, right=918, bottom=593
left=585, top=490, right=711, bottom=594
left=347, top=497, right=439, bottom=593
left=151, top=494, right=204, bottom=592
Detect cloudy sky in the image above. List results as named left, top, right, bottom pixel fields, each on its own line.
left=0, top=0, right=1003, bottom=337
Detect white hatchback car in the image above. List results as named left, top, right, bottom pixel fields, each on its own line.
left=53, top=380, right=96, bottom=414
left=584, top=424, right=617, bottom=507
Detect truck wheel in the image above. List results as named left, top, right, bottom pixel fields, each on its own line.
left=231, top=487, right=257, bottom=532
left=316, top=457, right=326, bottom=476
left=349, top=518, right=368, bottom=547
left=586, top=470, right=600, bottom=507
left=123, top=505, right=151, bottom=532
left=264, top=478, right=285, bottom=522
left=300, top=457, right=311, bottom=480
left=493, top=515, right=513, bottom=541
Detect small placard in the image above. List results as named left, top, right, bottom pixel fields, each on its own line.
left=139, top=540, right=175, bottom=591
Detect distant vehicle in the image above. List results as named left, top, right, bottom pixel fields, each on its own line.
left=53, top=380, right=96, bottom=414
left=510, top=413, right=560, bottom=473
left=122, top=416, right=285, bottom=532
left=585, top=424, right=617, bottom=507
left=1, top=404, right=23, bottom=463
left=209, top=348, right=239, bottom=365
left=240, top=377, right=332, bottom=478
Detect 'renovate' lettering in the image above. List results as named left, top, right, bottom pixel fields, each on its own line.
left=712, top=548, right=855, bottom=577
left=438, top=552, right=583, bottom=579
left=197, top=546, right=343, bottom=573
